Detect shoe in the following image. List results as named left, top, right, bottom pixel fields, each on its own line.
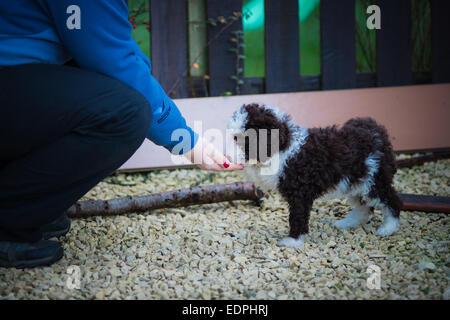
left=0, top=240, right=63, bottom=269
left=41, top=213, right=71, bottom=240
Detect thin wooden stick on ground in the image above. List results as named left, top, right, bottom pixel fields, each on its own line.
left=399, top=193, right=450, bottom=214
left=67, top=182, right=264, bottom=218
left=67, top=183, right=450, bottom=218
left=396, top=151, right=450, bottom=168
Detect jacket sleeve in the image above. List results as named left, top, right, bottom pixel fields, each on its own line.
left=41, top=0, right=198, bottom=154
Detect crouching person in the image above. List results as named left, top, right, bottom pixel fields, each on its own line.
left=0, top=0, right=241, bottom=268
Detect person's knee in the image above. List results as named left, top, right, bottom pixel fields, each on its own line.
left=94, top=84, right=152, bottom=150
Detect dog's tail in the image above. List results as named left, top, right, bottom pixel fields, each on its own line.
left=343, top=117, right=397, bottom=178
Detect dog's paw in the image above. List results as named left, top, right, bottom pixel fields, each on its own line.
left=333, top=219, right=355, bottom=230
left=278, top=235, right=305, bottom=248
left=333, top=210, right=369, bottom=230
left=374, top=218, right=399, bottom=237
left=333, top=218, right=363, bottom=230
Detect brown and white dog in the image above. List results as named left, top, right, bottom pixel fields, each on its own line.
left=227, top=103, right=402, bottom=248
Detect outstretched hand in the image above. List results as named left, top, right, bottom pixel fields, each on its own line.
left=183, top=136, right=243, bottom=171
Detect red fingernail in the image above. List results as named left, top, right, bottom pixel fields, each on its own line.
left=223, top=162, right=230, bottom=168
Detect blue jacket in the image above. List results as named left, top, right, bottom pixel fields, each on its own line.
left=0, top=0, right=198, bottom=154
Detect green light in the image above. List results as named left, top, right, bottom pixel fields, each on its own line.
left=242, top=0, right=320, bottom=31
left=299, top=0, right=320, bottom=22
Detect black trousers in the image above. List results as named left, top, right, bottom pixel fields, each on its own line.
left=0, top=64, right=152, bottom=242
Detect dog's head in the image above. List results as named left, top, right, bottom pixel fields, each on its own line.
left=227, top=104, right=292, bottom=165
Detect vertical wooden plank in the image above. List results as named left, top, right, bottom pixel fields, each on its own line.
left=207, top=0, right=243, bottom=96
left=377, top=0, right=412, bottom=87
left=432, top=0, right=450, bottom=83
left=264, top=0, right=300, bottom=93
left=150, top=0, right=188, bottom=98
left=240, top=77, right=265, bottom=95
left=321, top=0, right=356, bottom=90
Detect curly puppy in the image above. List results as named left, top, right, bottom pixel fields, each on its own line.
left=227, top=103, right=402, bottom=248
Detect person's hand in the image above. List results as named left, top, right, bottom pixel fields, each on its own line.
left=183, top=136, right=243, bottom=171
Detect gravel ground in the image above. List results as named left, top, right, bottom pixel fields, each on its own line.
left=0, top=156, right=449, bottom=300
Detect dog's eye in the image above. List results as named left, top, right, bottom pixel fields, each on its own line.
left=233, top=136, right=238, bottom=142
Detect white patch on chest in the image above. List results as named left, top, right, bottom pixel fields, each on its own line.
left=243, top=165, right=279, bottom=192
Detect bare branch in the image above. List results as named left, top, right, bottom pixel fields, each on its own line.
left=67, top=182, right=264, bottom=218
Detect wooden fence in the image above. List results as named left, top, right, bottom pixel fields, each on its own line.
left=143, top=0, right=450, bottom=99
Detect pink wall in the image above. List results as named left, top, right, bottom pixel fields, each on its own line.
left=120, top=84, right=450, bottom=171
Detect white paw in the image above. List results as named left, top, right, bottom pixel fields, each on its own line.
left=333, top=218, right=356, bottom=230
left=333, top=217, right=364, bottom=230
left=333, top=210, right=369, bottom=230
left=374, top=218, right=399, bottom=237
left=278, top=235, right=305, bottom=248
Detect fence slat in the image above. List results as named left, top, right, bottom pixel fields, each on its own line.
left=377, top=0, right=412, bottom=87
left=241, top=77, right=265, bottom=95
left=207, top=0, right=243, bottom=96
left=264, top=0, right=300, bottom=93
left=432, top=0, right=450, bottom=83
left=150, top=0, right=188, bottom=98
left=299, top=76, right=321, bottom=91
left=320, top=0, right=356, bottom=90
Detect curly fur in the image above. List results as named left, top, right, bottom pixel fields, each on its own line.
left=227, top=104, right=403, bottom=248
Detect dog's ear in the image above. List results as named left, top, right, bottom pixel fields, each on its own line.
left=278, top=121, right=291, bottom=151
left=243, top=104, right=291, bottom=152
left=243, top=104, right=280, bottom=130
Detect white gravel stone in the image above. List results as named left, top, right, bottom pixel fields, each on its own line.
left=417, top=260, right=436, bottom=271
